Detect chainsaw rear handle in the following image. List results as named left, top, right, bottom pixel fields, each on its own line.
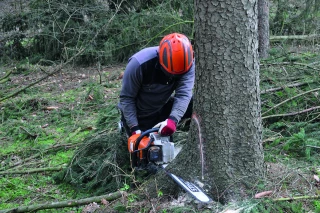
left=134, top=128, right=160, bottom=152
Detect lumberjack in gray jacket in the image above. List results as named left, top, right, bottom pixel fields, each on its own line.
left=118, top=33, right=195, bottom=138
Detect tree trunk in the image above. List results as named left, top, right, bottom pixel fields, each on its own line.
left=258, top=0, right=270, bottom=58
left=175, top=0, right=264, bottom=203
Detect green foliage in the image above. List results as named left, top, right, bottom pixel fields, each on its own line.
left=0, top=0, right=194, bottom=64
left=120, top=183, right=130, bottom=191
left=0, top=175, right=83, bottom=210
left=49, top=149, right=74, bottom=166
left=53, top=131, right=130, bottom=195
left=247, top=200, right=305, bottom=213
left=85, top=83, right=106, bottom=105
left=283, top=128, right=307, bottom=156
left=270, top=0, right=320, bottom=35
left=113, top=202, right=127, bottom=212
left=265, top=122, right=320, bottom=163
left=261, top=49, right=320, bottom=122
left=262, top=49, right=320, bottom=167
left=0, top=70, right=124, bottom=211
left=96, top=104, right=120, bottom=130
left=314, top=200, right=320, bottom=213
left=2, top=0, right=319, bottom=64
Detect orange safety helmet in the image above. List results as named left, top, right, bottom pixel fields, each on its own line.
left=159, top=33, right=193, bottom=75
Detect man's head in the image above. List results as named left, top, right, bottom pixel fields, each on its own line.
left=159, top=33, right=193, bottom=76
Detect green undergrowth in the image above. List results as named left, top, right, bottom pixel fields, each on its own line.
left=258, top=45, right=320, bottom=213
left=0, top=175, right=88, bottom=212
left=2, top=45, right=320, bottom=212
left=0, top=67, right=123, bottom=212
left=264, top=122, right=320, bottom=162
left=261, top=46, right=320, bottom=165
left=228, top=200, right=308, bottom=213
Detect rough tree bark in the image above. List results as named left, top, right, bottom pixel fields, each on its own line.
left=168, top=0, right=264, bottom=203
left=258, top=0, right=269, bottom=58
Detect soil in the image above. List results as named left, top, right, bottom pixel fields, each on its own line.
left=8, top=64, right=125, bottom=92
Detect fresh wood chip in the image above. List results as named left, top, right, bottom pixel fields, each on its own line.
left=254, top=190, right=273, bottom=199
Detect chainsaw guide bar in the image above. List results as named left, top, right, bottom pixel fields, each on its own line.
left=167, top=172, right=211, bottom=203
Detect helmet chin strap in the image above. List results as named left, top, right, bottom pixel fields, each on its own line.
left=160, top=65, right=173, bottom=78
left=158, top=62, right=185, bottom=80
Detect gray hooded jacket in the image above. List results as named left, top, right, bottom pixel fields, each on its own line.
left=118, top=46, right=195, bottom=129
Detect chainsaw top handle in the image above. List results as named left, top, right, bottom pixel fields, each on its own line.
left=134, top=128, right=159, bottom=152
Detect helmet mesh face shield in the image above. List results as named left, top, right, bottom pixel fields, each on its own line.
left=159, top=33, right=193, bottom=75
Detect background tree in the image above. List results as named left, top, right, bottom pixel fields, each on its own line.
left=168, top=0, right=264, bottom=203
left=0, top=0, right=194, bottom=64
left=271, top=0, right=320, bottom=35
left=258, top=0, right=270, bottom=58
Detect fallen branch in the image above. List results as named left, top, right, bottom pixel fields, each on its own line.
left=262, top=61, right=320, bottom=72
left=0, top=77, right=9, bottom=84
left=262, top=136, right=283, bottom=144
left=0, top=191, right=123, bottom=213
left=262, top=87, right=320, bottom=116
left=0, top=70, right=12, bottom=81
left=262, top=106, right=320, bottom=119
left=270, top=34, right=320, bottom=41
left=261, top=81, right=311, bottom=94
left=45, top=106, right=59, bottom=110
left=306, top=145, right=320, bottom=149
left=19, top=126, right=37, bottom=138
left=0, top=167, right=64, bottom=175
left=273, top=195, right=320, bottom=201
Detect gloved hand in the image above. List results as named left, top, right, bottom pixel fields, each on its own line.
left=128, top=133, right=140, bottom=152
left=128, top=125, right=142, bottom=152
left=153, top=118, right=177, bottom=136
left=131, top=130, right=141, bottom=135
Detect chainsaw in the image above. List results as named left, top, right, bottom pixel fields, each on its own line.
left=128, top=128, right=176, bottom=169
left=126, top=127, right=211, bottom=203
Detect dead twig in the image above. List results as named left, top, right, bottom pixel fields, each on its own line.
left=0, top=191, right=123, bottom=213
left=0, top=78, right=9, bottom=84
left=306, top=145, right=320, bottom=149
left=260, top=81, right=312, bottom=94
left=0, top=167, right=64, bottom=175
left=0, top=70, right=12, bottom=81
left=270, top=34, right=320, bottom=41
left=262, top=136, right=283, bottom=144
left=19, top=126, right=37, bottom=138
left=273, top=195, right=320, bottom=201
left=262, top=106, right=320, bottom=119
left=262, top=88, right=320, bottom=116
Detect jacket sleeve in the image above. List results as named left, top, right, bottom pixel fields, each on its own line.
left=170, top=62, right=195, bottom=123
left=119, top=57, right=142, bottom=129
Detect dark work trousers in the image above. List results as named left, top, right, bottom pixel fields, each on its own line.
left=121, top=97, right=193, bottom=137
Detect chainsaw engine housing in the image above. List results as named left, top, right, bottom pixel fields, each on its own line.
left=132, top=132, right=175, bottom=168
left=148, top=133, right=175, bottom=164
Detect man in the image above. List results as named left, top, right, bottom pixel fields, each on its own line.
left=118, top=33, right=195, bottom=143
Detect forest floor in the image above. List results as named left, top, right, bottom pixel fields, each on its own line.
left=1, top=44, right=320, bottom=212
